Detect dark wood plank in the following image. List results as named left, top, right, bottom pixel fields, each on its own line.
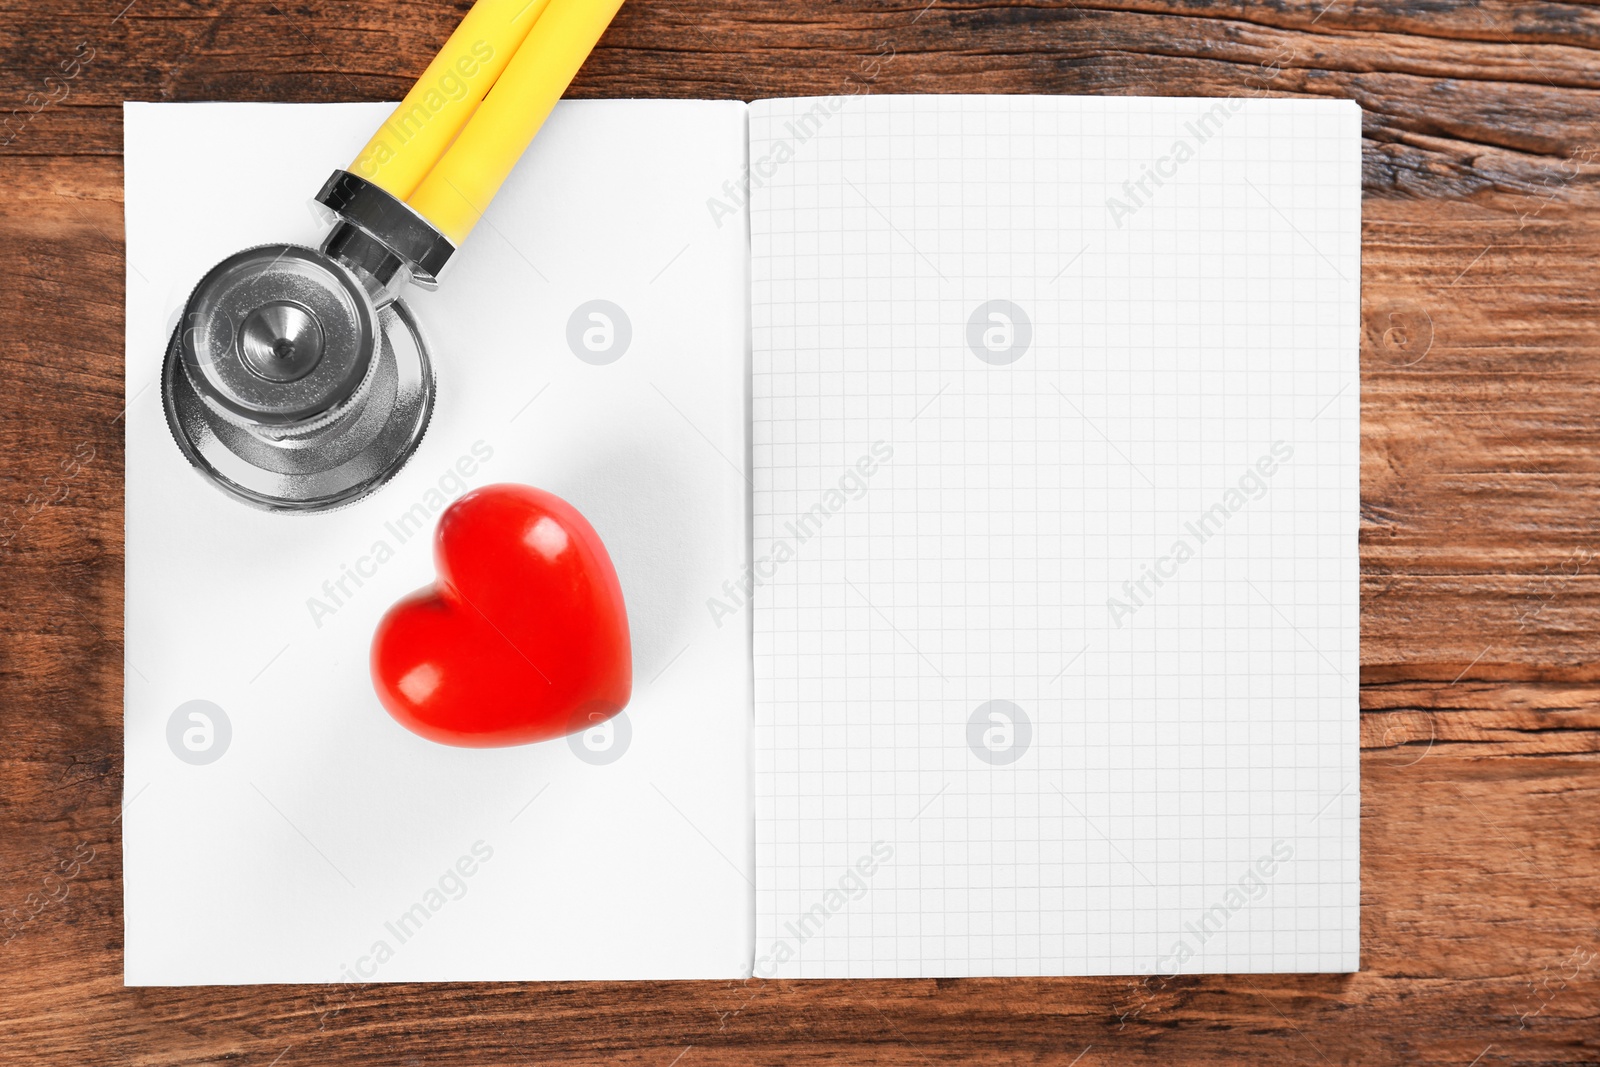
left=3, top=1, right=1599, bottom=1064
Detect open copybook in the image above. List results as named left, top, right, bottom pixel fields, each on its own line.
left=123, top=94, right=1359, bottom=984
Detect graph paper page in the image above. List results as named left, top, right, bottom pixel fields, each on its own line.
left=748, top=95, right=1360, bottom=978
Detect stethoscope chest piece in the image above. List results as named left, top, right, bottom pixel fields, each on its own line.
left=162, top=178, right=444, bottom=512
left=159, top=0, right=624, bottom=512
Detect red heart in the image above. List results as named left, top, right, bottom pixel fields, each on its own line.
left=370, top=483, right=632, bottom=747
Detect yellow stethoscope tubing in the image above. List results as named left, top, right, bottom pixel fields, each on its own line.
left=407, top=0, right=627, bottom=246
left=347, top=0, right=626, bottom=248
left=348, top=0, right=553, bottom=203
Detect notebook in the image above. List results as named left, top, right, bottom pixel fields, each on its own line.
left=123, top=94, right=1359, bottom=984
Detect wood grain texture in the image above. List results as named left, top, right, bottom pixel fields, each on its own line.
left=2, top=0, right=1598, bottom=1063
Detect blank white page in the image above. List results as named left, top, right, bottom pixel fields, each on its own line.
left=124, top=100, right=752, bottom=983
left=749, top=95, right=1360, bottom=978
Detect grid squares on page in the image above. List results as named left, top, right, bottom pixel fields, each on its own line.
left=751, top=95, right=1360, bottom=978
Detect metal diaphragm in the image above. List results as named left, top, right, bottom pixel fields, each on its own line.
left=161, top=243, right=434, bottom=512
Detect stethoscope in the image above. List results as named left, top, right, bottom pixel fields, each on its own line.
left=162, top=0, right=624, bottom=511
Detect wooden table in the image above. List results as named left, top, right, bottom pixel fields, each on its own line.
left=3, top=1, right=1597, bottom=1062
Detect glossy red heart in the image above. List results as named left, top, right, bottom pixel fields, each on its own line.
left=370, top=483, right=632, bottom=747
